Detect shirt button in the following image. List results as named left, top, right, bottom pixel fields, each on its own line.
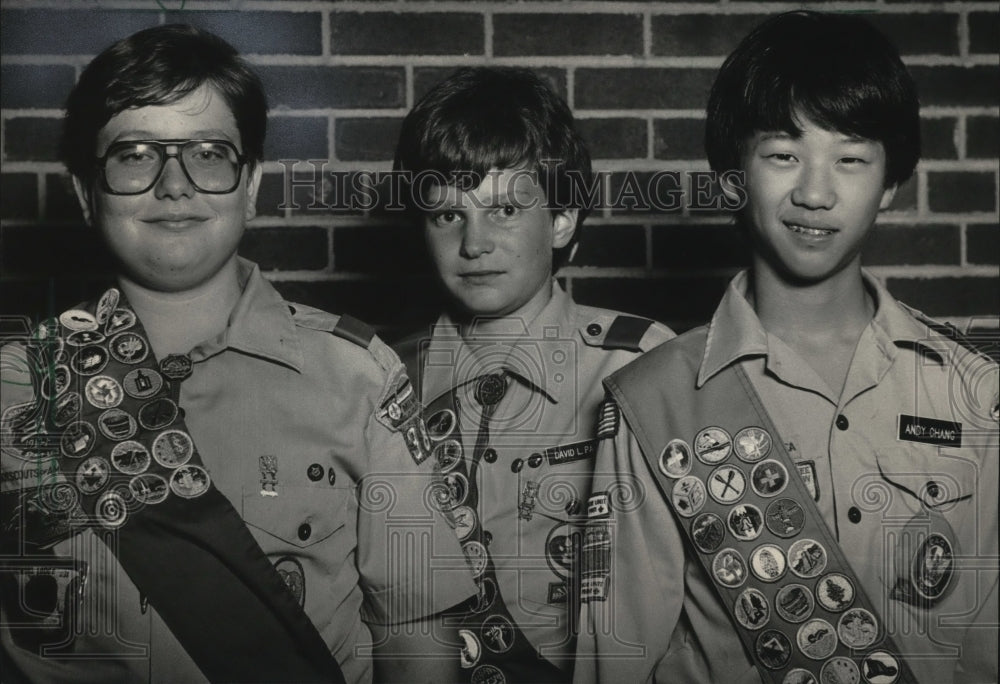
left=483, top=448, right=498, bottom=464
left=586, top=323, right=602, bottom=336
left=926, top=481, right=941, bottom=499
left=298, top=523, right=311, bottom=541
left=528, top=453, right=544, bottom=468
left=847, top=507, right=861, bottom=524
left=835, top=414, right=850, bottom=431
left=511, top=458, right=524, bottom=473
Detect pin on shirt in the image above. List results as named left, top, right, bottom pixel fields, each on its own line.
left=260, top=454, right=279, bottom=497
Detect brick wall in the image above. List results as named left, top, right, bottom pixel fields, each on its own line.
left=2, top=0, right=997, bottom=337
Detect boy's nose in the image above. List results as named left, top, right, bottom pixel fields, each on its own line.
left=791, top=164, right=835, bottom=210
left=460, top=215, right=496, bottom=258
left=154, top=157, right=196, bottom=200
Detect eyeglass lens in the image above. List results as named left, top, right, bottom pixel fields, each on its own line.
left=103, top=141, right=242, bottom=194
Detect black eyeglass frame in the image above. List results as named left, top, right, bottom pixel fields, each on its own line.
left=95, top=139, right=249, bottom=196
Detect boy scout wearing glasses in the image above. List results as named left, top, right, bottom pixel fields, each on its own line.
left=0, top=25, right=474, bottom=684
left=576, top=12, right=998, bottom=684
left=391, top=67, right=675, bottom=683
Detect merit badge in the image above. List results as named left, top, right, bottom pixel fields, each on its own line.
left=451, top=505, right=477, bottom=541
left=910, top=533, right=954, bottom=602
left=109, top=332, right=149, bottom=365
left=708, top=464, right=747, bottom=504
left=782, top=668, right=818, bottom=684
left=518, top=481, right=539, bottom=521
left=40, top=365, right=72, bottom=399
left=474, top=373, right=507, bottom=407
left=274, top=557, right=305, bottom=606
left=459, top=629, right=481, bottom=669
left=734, top=427, right=772, bottom=463
left=434, top=439, right=463, bottom=472
left=95, top=490, right=128, bottom=528
left=66, top=330, right=105, bottom=347
left=95, top=288, right=120, bottom=325
left=170, top=464, right=210, bottom=498
left=260, top=455, right=279, bottom=496
left=789, top=539, right=828, bottom=579
left=98, top=408, right=137, bottom=441
left=130, top=473, right=169, bottom=505
left=111, top=441, right=151, bottom=475
left=796, top=618, right=837, bottom=660
left=548, top=581, right=568, bottom=604
left=307, top=463, right=323, bottom=482
left=796, top=461, right=820, bottom=501
left=816, top=573, right=856, bottom=612
left=61, top=421, right=96, bottom=459
left=84, top=375, right=124, bottom=409
left=159, top=354, right=193, bottom=381
left=712, top=548, right=747, bottom=588
left=750, top=460, right=788, bottom=498
left=776, top=584, right=815, bottom=624
left=861, top=651, right=901, bottom=684
left=691, top=513, right=726, bottom=554
left=471, top=577, right=498, bottom=614
left=471, top=664, right=505, bottom=684
left=76, top=456, right=110, bottom=494
left=728, top=504, right=764, bottom=541
left=587, top=492, right=611, bottom=518
left=462, top=541, right=488, bottom=578
left=52, top=392, right=82, bottom=427
left=838, top=607, right=878, bottom=649
left=672, top=475, right=706, bottom=518
left=596, top=398, right=620, bottom=439
left=152, top=429, right=194, bottom=468
left=60, top=309, right=98, bottom=332
left=137, top=397, right=178, bottom=431
left=734, top=587, right=770, bottom=630
left=749, top=544, right=787, bottom=582
left=481, top=615, right=514, bottom=654
left=756, top=630, right=792, bottom=670
left=444, top=472, right=469, bottom=507
left=694, top=427, right=732, bottom=464
left=546, top=524, right=581, bottom=578
left=105, top=308, right=136, bottom=336
left=71, top=346, right=109, bottom=376
left=659, top=439, right=692, bottom=478
left=766, top=498, right=806, bottom=538
left=123, top=368, right=163, bottom=399
left=820, top=657, right=860, bottom=684
left=426, top=408, right=456, bottom=441
left=403, top=420, right=432, bottom=464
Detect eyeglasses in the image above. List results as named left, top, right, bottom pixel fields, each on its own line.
left=96, top=139, right=248, bottom=195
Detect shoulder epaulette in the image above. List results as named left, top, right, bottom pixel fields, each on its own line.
left=900, top=302, right=997, bottom=363
left=331, top=314, right=376, bottom=349
left=581, top=314, right=670, bottom=353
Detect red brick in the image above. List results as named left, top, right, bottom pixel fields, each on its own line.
left=257, top=168, right=370, bottom=217
left=494, top=13, right=641, bottom=56
left=650, top=224, right=750, bottom=269
left=239, top=226, right=329, bottom=271
left=173, top=11, right=321, bottom=55
left=920, top=118, right=957, bottom=160
left=258, top=66, right=405, bottom=109
left=967, top=117, right=999, bottom=160
left=1, top=174, right=37, bottom=220
left=607, top=171, right=684, bottom=216
left=652, top=14, right=766, bottom=57
left=265, top=117, right=329, bottom=162
left=333, top=224, right=427, bottom=274
left=272, top=277, right=441, bottom=330
left=653, top=119, right=706, bottom=160
left=1, top=65, right=76, bottom=109
left=969, top=12, right=999, bottom=55
left=572, top=224, right=646, bottom=268
left=0, top=9, right=155, bottom=55
left=335, top=118, right=403, bottom=162
left=862, top=224, right=960, bottom=266
left=575, top=68, right=717, bottom=110
left=4, top=118, right=61, bottom=162
left=331, top=12, right=482, bottom=56
left=910, top=66, right=999, bottom=107
left=45, top=174, right=83, bottom=222
left=865, top=13, right=959, bottom=55
left=414, top=67, right=567, bottom=104
left=576, top=118, right=646, bottom=160
left=928, top=172, right=996, bottom=213
left=967, top=225, right=999, bottom=266
left=886, top=277, right=1000, bottom=317
left=890, top=176, right=918, bottom=211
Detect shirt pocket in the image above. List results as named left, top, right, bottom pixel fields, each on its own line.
left=242, top=485, right=355, bottom=550
left=873, top=443, right=976, bottom=513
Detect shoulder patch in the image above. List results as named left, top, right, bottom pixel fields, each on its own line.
left=596, top=398, right=620, bottom=439
left=580, top=314, right=673, bottom=353
left=374, top=369, right=432, bottom=465
left=331, top=315, right=375, bottom=349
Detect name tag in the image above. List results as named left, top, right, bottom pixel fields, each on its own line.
left=897, top=414, right=962, bottom=448
left=544, top=439, right=598, bottom=466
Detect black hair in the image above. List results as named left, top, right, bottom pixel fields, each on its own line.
left=61, top=24, right=267, bottom=183
left=706, top=11, right=920, bottom=187
left=394, top=67, right=593, bottom=269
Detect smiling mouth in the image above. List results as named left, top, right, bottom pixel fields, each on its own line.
left=144, top=217, right=209, bottom=229
left=786, top=223, right=836, bottom=237
left=459, top=271, right=504, bottom=283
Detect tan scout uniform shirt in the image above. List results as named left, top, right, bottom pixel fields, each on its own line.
left=406, top=282, right=673, bottom=675
left=576, top=271, right=999, bottom=684
left=0, top=259, right=475, bottom=684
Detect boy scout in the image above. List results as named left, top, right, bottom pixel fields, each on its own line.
left=576, top=11, right=998, bottom=684
left=392, top=67, right=674, bottom=683
left=0, top=25, right=473, bottom=684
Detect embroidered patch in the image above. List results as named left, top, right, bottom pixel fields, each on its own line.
left=260, top=455, right=279, bottom=496
left=659, top=439, right=692, bottom=478
left=795, top=460, right=819, bottom=501
left=274, top=557, right=305, bottom=606
left=596, top=399, right=620, bottom=439
left=897, top=414, right=962, bottom=448
left=797, top=619, right=837, bottom=660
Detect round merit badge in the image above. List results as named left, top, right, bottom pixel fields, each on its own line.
left=796, top=618, right=838, bottom=660
left=756, top=630, right=792, bottom=670
left=95, top=490, right=128, bottom=528
left=694, top=426, right=732, bottom=464
left=749, top=544, right=787, bottom=582
left=708, top=464, right=747, bottom=504
left=76, top=456, right=110, bottom=495
left=95, top=288, right=120, bottom=325
left=728, top=504, right=764, bottom=541
left=782, top=669, right=818, bottom=684
left=712, top=548, right=747, bottom=588
left=137, top=397, right=178, bottom=431
left=52, top=392, right=81, bottom=427
left=766, top=498, right=805, bottom=538
left=734, top=587, right=770, bottom=630
left=170, top=464, right=211, bottom=498
left=434, top=439, right=463, bottom=472
left=775, top=584, right=815, bottom=624
left=659, top=439, right=692, bottom=478
left=821, top=657, right=860, bottom=684
left=471, top=576, right=498, bottom=614
left=105, top=308, right=136, bottom=336
left=911, top=533, right=954, bottom=601
left=481, top=615, right=514, bottom=654
left=474, top=373, right=507, bottom=407
left=60, top=309, right=98, bottom=332
left=462, top=541, right=488, bottom=578
left=672, top=476, right=706, bottom=517
left=123, top=368, right=163, bottom=399
left=71, top=346, right=109, bottom=376
left=67, top=329, right=105, bottom=347
left=691, top=512, right=726, bottom=554
left=789, top=539, right=828, bottom=579
left=40, top=365, right=71, bottom=400
left=837, top=607, right=878, bottom=649
left=109, top=331, right=149, bottom=364
left=98, top=408, right=137, bottom=441
left=816, top=573, right=856, bottom=613
left=470, top=664, right=505, bottom=684
left=459, top=629, right=481, bottom=669
left=426, top=408, right=456, bottom=441
left=111, top=440, right=151, bottom=475
left=734, top=426, right=772, bottom=463
left=61, top=421, right=96, bottom=458
left=750, top=459, right=788, bottom=498
left=152, top=429, right=194, bottom=468
left=85, top=375, right=124, bottom=410
left=451, top=505, right=477, bottom=541
left=129, top=473, right=169, bottom=505
left=861, top=651, right=901, bottom=684
left=444, top=471, right=470, bottom=507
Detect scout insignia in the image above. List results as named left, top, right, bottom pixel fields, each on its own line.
left=890, top=530, right=956, bottom=607
left=820, top=658, right=859, bottom=683
left=586, top=492, right=610, bottom=518
left=788, top=539, right=827, bottom=578
left=433, top=440, right=463, bottom=473
left=170, top=464, right=210, bottom=498
left=838, top=608, right=879, bottom=649
left=462, top=541, right=488, bottom=578
left=545, top=524, right=580, bottom=577
left=544, top=439, right=597, bottom=467
left=470, top=664, right=505, bottom=684
left=672, top=475, right=706, bottom=517
left=39, top=365, right=71, bottom=399
left=518, top=481, right=539, bottom=521
left=796, top=460, right=819, bottom=501
left=152, top=430, right=193, bottom=468
left=60, top=422, right=96, bottom=458
left=109, top=332, right=149, bottom=364
left=59, top=310, right=98, bottom=332
left=378, top=377, right=420, bottom=429
left=260, top=455, right=279, bottom=496
left=756, top=630, right=791, bottom=670
left=426, top=408, right=456, bottom=441
left=85, top=376, right=123, bottom=409
left=775, top=584, right=814, bottom=623
left=105, top=308, right=136, bottom=336
left=123, top=368, right=162, bottom=399
left=749, top=544, right=786, bottom=582
left=451, top=505, right=477, bottom=541
left=159, top=353, right=193, bottom=381
left=444, top=472, right=469, bottom=507
left=659, top=439, right=692, bottom=478
left=471, top=577, right=498, bottom=614
left=76, top=457, right=110, bottom=494
left=481, top=615, right=514, bottom=654
left=733, top=587, right=769, bottom=630
left=694, top=427, right=732, bottom=464
left=816, top=573, right=855, bottom=612
left=596, top=399, right=619, bottom=439
left=402, top=420, right=432, bottom=465
left=708, top=464, right=746, bottom=504
left=796, top=618, right=837, bottom=660
left=130, top=473, right=169, bottom=505
left=97, top=408, right=136, bottom=441
left=274, top=557, right=305, bottom=606
left=52, top=393, right=82, bottom=427
left=111, top=441, right=151, bottom=475
left=691, top=513, right=726, bottom=554
left=727, top=504, right=763, bottom=541
left=137, top=397, right=178, bottom=431
left=67, top=330, right=106, bottom=347
left=95, top=288, right=120, bottom=325
left=765, top=498, right=805, bottom=538
left=733, top=426, right=771, bottom=462
left=473, top=373, right=506, bottom=407
left=459, top=630, right=481, bottom=668
left=547, top=582, right=568, bottom=604
left=750, top=459, right=788, bottom=498
left=72, top=346, right=109, bottom=376
left=712, top=548, right=747, bottom=588
left=862, top=652, right=901, bottom=684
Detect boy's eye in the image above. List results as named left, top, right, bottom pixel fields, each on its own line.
left=493, top=204, right=520, bottom=219
left=431, top=211, right=462, bottom=226
left=765, top=153, right=797, bottom=163
left=839, top=156, right=868, bottom=165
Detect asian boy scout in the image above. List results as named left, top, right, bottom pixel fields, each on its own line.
left=576, top=11, right=998, bottom=684
left=0, top=25, right=474, bottom=684
left=391, top=67, right=674, bottom=683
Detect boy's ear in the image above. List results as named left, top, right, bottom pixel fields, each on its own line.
left=552, top=209, right=578, bottom=249
left=71, top=175, right=94, bottom=226
left=244, top=163, right=263, bottom=223
left=878, top=183, right=898, bottom=211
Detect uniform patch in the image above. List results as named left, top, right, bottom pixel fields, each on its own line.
left=838, top=607, right=878, bottom=649
left=775, top=584, right=814, bottom=624
left=765, top=498, right=805, bottom=538
left=545, top=523, right=581, bottom=579
left=708, top=464, right=746, bottom=504
left=153, top=430, right=194, bottom=468
left=60, top=422, right=96, bottom=459
left=402, top=419, right=432, bottom=465
left=434, top=439, right=463, bottom=472
left=712, top=548, right=747, bottom=588
left=518, top=481, right=539, bottom=521
left=672, top=475, right=706, bottom=517
left=897, top=414, right=962, bottom=448
left=547, top=582, right=568, bottom=604
left=694, top=427, right=732, bottom=464
left=795, top=461, right=819, bottom=501
left=749, top=544, right=786, bottom=583
left=451, top=506, right=477, bottom=541
left=788, top=539, right=827, bottom=579
left=733, top=426, right=772, bottom=463
left=123, top=368, right=162, bottom=399
left=159, top=354, right=193, bottom=381
left=76, top=457, right=110, bottom=494
left=95, top=288, right=120, bottom=325
left=111, top=441, right=150, bottom=475
left=170, top=464, right=210, bottom=499
left=443, top=472, right=469, bottom=507
left=105, top=308, right=136, bottom=336
left=275, top=557, right=305, bottom=607
left=85, top=376, right=123, bottom=409
left=459, top=629, right=481, bottom=668
left=378, top=377, right=420, bottom=430
left=596, top=399, right=620, bottom=439
left=816, top=573, right=855, bottom=612
left=52, top=392, right=82, bottom=428
left=659, top=439, right=692, bottom=478
left=861, top=651, right=901, bottom=684
left=306, top=463, right=323, bottom=482
left=756, top=630, right=791, bottom=670
left=471, top=664, right=505, bottom=684
left=782, top=668, right=818, bottom=684
left=462, top=541, right=488, bottom=578
left=586, top=492, right=610, bottom=519
left=481, top=615, right=514, bottom=654
left=796, top=618, right=837, bottom=660
left=59, top=309, right=98, bottom=332
left=733, top=587, right=769, bottom=630
left=891, top=532, right=955, bottom=606
left=72, top=346, right=109, bottom=376
left=109, top=332, right=148, bottom=365
left=728, top=504, right=763, bottom=541
left=544, top=439, right=597, bottom=466
left=425, top=408, right=456, bottom=441
left=820, top=657, right=859, bottom=684
left=130, top=473, right=169, bottom=505
left=137, top=397, right=178, bottom=431
left=691, top=513, right=726, bottom=554
left=471, top=577, right=498, bottom=613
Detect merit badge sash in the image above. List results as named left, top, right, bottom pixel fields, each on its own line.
left=600, top=362, right=916, bottom=684
left=2, top=289, right=344, bottom=684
